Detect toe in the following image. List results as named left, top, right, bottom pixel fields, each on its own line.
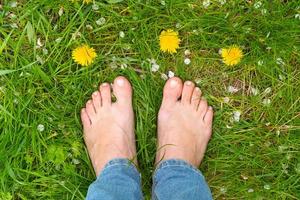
left=204, top=106, right=214, bottom=125
left=81, top=108, right=91, bottom=128
left=92, top=91, right=101, bottom=112
left=86, top=99, right=96, bottom=118
left=198, top=97, right=208, bottom=118
left=181, top=81, right=195, bottom=105
left=191, top=87, right=201, bottom=110
left=100, top=83, right=111, bottom=106
left=161, top=77, right=183, bottom=107
left=112, top=76, right=132, bottom=105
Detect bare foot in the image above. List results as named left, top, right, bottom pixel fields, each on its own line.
left=81, top=76, right=137, bottom=176
left=156, top=77, right=214, bottom=167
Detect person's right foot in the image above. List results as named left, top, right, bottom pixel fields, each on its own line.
left=156, top=77, right=214, bottom=167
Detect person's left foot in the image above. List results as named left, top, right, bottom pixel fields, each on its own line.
left=81, top=76, right=137, bottom=176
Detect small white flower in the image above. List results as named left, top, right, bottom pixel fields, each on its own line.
left=262, top=98, right=271, bottom=106
left=266, top=46, right=272, bottom=50
left=184, top=58, right=191, bottom=65
left=232, top=111, right=241, bottom=122
left=161, top=73, right=168, bottom=80
left=220, top=186, right=227, bottom=194
left=250, top=87, right=259, bottom=96
left=92, top=4, right=99, bottom=11
left=261, top=9, right=267, bottom=15
left=218, top=0, right=226, bottom=5
left=96, top=17, right=106, bottom=26
left=119, top=31, right=125, bottom=38
left=42, top=48, right=48, bottom=55
left=295, top=14, right=300, bottom=20
left=227, top=86, right=239, bottom=93
left=223, top=97, right=230, bottom=103
left=263, top=87, right=272, bottom=94
left=86, top=24, right=93, bottom=30
left=10, top=1, right=18, bottom=7
left=276, top=57, right=285, bottom=66
left=203, top=0, right=211, bottom=9
left=58, top=7, right=64, bottom=16
left=248, top=188, right=254, bottom=193
left=151, top=63, right=160, bottom=72
left=10, top=23, right=18, bottom=29
left=37, top=124, right=45, bottom=132
left=168, top=71, right=175, bottom=78
left=184, top=49, right=191, bottom=56
left=254, top=1, right=262, bottom=9
left=37, top=38, right=43, bottom=48
left=175, top=23, right=181, bottom=29
left=120, top=63, right=127, bottom=69
left=160, top=0, right=166, bottom=6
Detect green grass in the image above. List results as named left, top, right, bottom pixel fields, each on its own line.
left=1, top=0, right=300, bottom=199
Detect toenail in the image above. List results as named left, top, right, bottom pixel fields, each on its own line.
left=170, top=80, right=178, bottom=88
left=185, top=81, right=193, bottom=86
left=93, top=91, right=98, bottom=96
left=87, top=100, right=92, bottom=104
left=116, top=78, right=124, bottom=86
left=208, top=106, right=213, bottom=110
left=101, top=83, right=109, bottom=87
left=195, top=87, right=200, bottom=92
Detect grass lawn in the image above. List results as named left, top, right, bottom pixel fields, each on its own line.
left=1, top=0, right=300, bottom=199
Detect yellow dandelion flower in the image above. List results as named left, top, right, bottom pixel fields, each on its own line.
left=159, top=29, right=180, bottom=54
left=221, top=45, right=243, bottom=66
left=72, top=45, right=97, bottom=66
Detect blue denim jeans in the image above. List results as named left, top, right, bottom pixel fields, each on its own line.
left=86, top=159, right=213, bottom=200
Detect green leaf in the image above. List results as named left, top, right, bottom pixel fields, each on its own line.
left=26, top=21, right=35, bottom=44
left=106, top=0, right=124, bottom=3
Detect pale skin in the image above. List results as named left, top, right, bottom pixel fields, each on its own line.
left=81, top=76, right=213, bottom=176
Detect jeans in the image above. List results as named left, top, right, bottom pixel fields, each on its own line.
left=86, top=159, right=213, bottom=200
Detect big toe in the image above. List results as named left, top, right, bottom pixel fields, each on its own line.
left=161, top=77, right=183, bottom=107
left=112, top=76, right=132, bottom=105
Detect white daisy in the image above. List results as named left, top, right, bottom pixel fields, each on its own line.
left=151, top=63, right=160, bottom=72
left=184, top=58, right=191, bottom=65
left=203, top=0, right=211, bottom=9
left=119, top=31, right=125, bottom=38
left=227, top=85, right=238, bottom=93
left=168, top=71, right=175, bottom=78
left=96, top=17, right=106, bottom=26
left=232, top=111, right=241, bottom=122
left=184, top=49, right=191, bottom=56
left=37, top=124, right=45, bottom=132
left=92, top=4, right=99, bottom=11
